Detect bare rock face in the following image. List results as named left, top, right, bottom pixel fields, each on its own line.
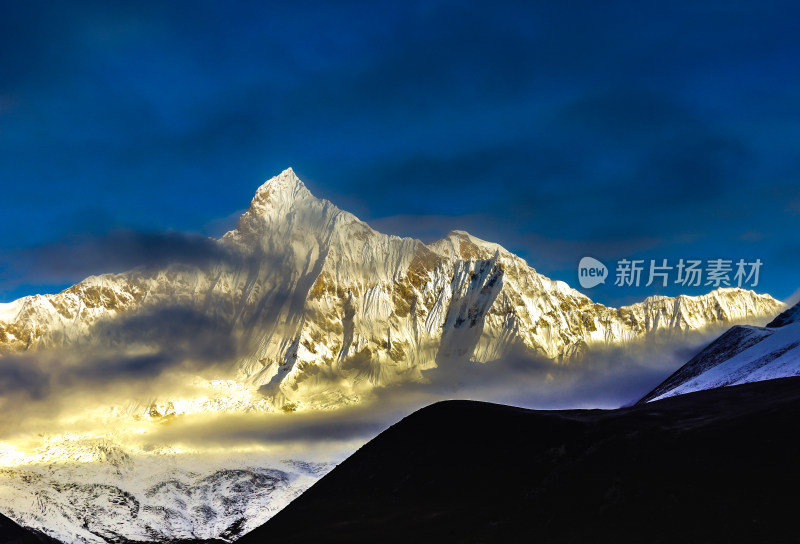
left=0, top=168, right=784, bottom=411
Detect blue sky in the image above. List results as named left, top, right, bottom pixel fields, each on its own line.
left=1, top=0, right=798, bottom=306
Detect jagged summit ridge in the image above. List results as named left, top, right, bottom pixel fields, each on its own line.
left=0, top=169, right=785, bottom=412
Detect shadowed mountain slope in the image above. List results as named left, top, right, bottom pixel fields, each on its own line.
left=240, top=377, right=800, bottom=544
left=0, top=512, right=61, bottom=544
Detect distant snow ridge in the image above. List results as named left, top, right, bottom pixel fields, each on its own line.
left=0, top=447, right=332, bottom=544
left=0, top=168, right=785, bottom=412
left=639, top=300, right=800, bottom=403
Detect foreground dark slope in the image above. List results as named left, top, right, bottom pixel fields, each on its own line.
left=0, top=512, right=60, bottom=544
left=240, top=377, right=800, bottom=544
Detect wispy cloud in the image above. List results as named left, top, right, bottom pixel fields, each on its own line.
left=1, top=229, right=242, bottom=296
left=138, top=329, right=719, bottom=454
left=0, top=298, right=721, bottom=450
left=0, top=304, right=240, bottom=435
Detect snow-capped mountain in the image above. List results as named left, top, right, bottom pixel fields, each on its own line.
left=0, top=168, right=788, bottom=542
left=0, top=444, right=332, bottom=544
left=0, top=168, right=784, bottom=412
left=639, top=300, right=800, bottom=403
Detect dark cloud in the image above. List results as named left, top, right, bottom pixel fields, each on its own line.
left=149, top=408, right=391, bottom=449
left=0, top=305, right=238, bottom=413
left=95, top=306, right=235, bottom=361
left=346, top=88, right=749, bottom=239
left=0, top=230, right=244, bottom=296
left=0, top=356, right=49, bottom=399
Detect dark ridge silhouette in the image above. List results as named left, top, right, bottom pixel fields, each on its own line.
left=239, top=377, right=800, bottom=544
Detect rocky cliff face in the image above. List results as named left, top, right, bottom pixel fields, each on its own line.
left=0, top=168, right=784, bottom=412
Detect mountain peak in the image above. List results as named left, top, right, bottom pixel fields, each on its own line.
left=220, top=168, right=321, bottom=242
left=245, top=168, right=314, bottom=215
left=258, top=167, right=311, bottom=200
